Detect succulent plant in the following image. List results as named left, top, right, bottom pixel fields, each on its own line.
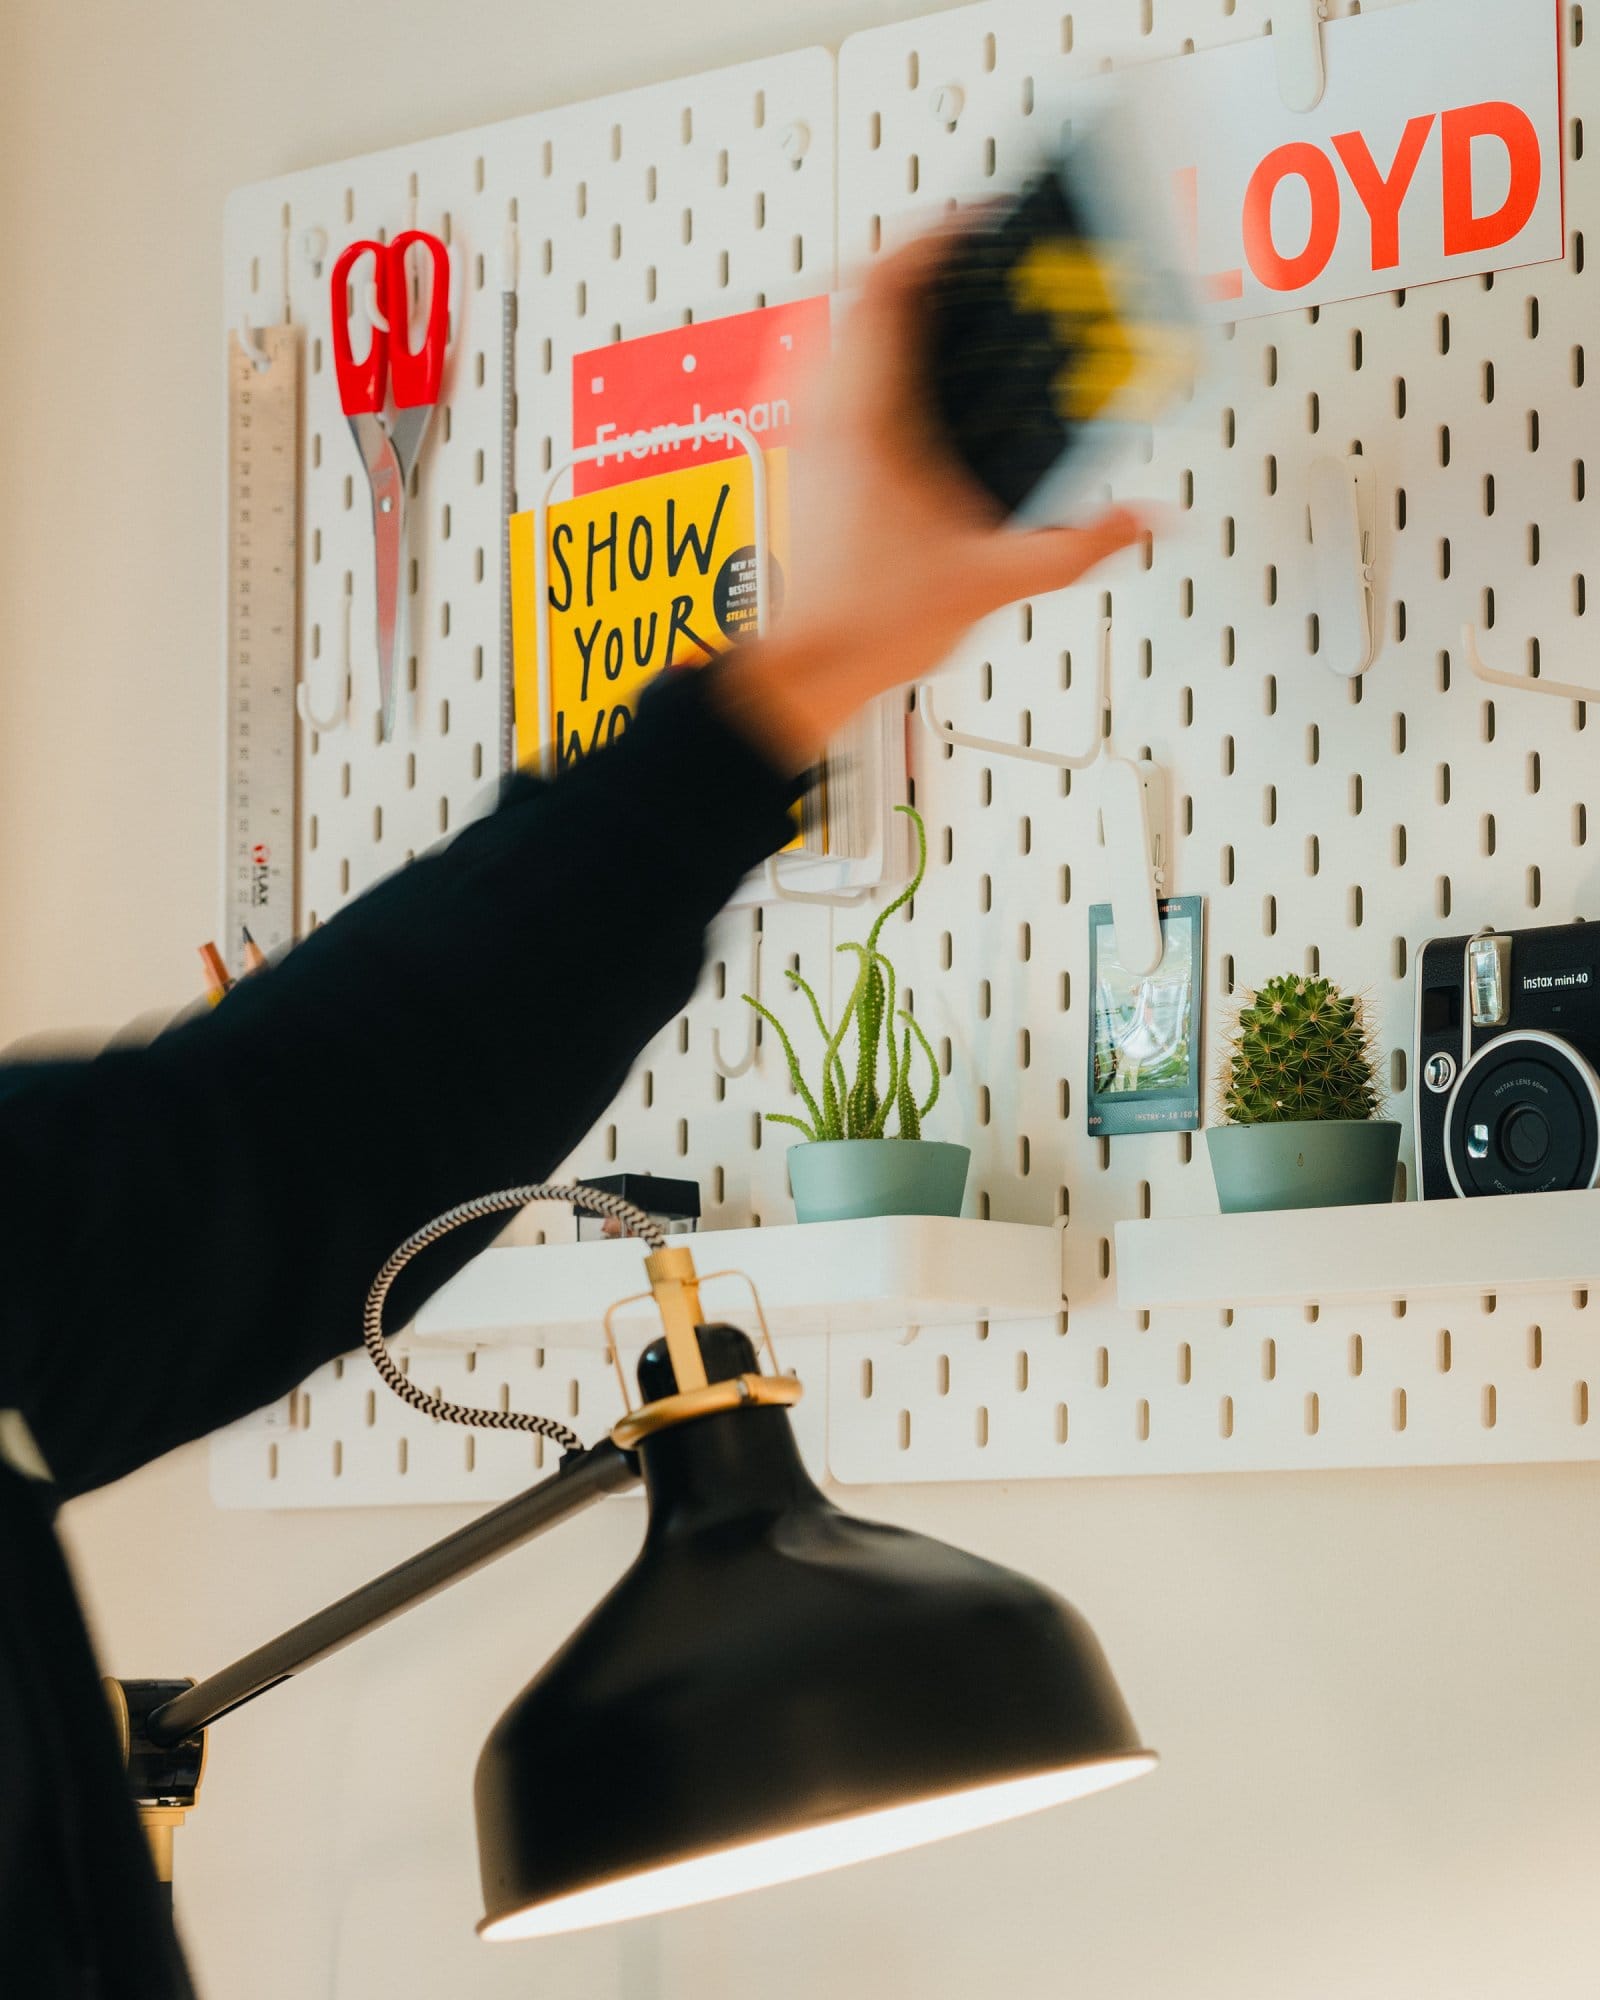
left=1217, top=973, right=1382, bottom=1125
left=744, top=804, right=941, bottom=1142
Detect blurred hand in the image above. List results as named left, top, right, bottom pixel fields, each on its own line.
left=717, top=226, right=1146, bottom=771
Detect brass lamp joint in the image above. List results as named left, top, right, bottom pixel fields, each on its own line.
left=605, top=1254, right=802, bottom=1448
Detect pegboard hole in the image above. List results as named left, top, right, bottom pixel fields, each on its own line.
left=1095, top=1346, right=1110, bottom=1389
left=1578, top=1381, right=1591, bottom=1426
left=1482, top=1384, right=1498, bottom=1429
left=1348, top=1334, right=1364, bottom=1377
left=860, top=1359, right=874, bottom=1400
left=1529, top=1324, right=1544, bottom=1370
left=1135, top=1399, right=1151, bottom=1443
left=1219, top=1395, right=1234, bottom=1440
left=1304, top=1392, right=1320, bottom=1437
left=897, top=1409, right=912, bottom=1451
left=1054, top=1401, right=1070, bottom=1443
left=1178, top=1343, right=1192, bottom=1386
left=1262, top=1338, right=1277, bottom=1383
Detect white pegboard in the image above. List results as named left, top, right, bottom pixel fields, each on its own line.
left=214, top=50, right=837, bottom=1507
left=216, top=1, right=1600, bottom=1506
left=826, top=0, right=1600, bottom=1484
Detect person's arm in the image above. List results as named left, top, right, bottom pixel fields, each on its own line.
left=0, top=230, right=1143, bottom=1500
left=0, top=671, right=800, bottom=1496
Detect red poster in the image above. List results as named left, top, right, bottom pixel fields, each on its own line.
left=570, top=295, right=830, bottom=496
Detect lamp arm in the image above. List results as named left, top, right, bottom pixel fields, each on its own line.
left=144, top=1440, right=638, bottom=1750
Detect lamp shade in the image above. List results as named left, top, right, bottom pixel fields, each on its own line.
left=475, top=1326, right=1154, bottom=1940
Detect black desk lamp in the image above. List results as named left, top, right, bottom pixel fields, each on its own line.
left=110, top=1184, right=1155, bottom=1942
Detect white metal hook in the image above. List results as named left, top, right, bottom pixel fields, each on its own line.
left=1460, top=621, right=1600, bottom=705
left=710, top=913, right=763, bottom=1079
left=364, top=275, right=390, bottom=334
left=918, top=616, right=1111, bottom=768
left=1271, top=0, right=1329, bottom=113
left=297, top=583, right=353, bottom=733
left=1306, top=454, right=1378, bottom=677
left=236, top=313, right=273, bottom=373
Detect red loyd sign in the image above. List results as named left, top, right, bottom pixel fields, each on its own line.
left=571, top=296, right=830, bottom=495
left=1093, top=0, right=1563, bottom=321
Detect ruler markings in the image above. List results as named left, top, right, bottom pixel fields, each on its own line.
left=225, top=327, right=301, bottom=961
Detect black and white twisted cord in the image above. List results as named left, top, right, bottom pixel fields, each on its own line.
left=362, top=1182, right=669, bottom=1451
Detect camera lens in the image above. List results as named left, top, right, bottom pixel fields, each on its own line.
left=1444, top=1030, right=1600, bottom=1197
left=1501, top=1104, right=1551, bottom=1171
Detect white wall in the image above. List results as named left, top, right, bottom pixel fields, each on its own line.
left=4, top=4, right=1599, bottom=1996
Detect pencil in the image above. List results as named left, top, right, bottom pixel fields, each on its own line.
left=240, top=927, right=269, bottom=975
left=198, top=942, right=232, bottom=1008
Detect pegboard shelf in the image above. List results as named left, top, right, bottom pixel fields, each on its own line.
left=412, top=1216, right=1062, bottom=1346
left=1115, top=1190, right=1600, bottom=1312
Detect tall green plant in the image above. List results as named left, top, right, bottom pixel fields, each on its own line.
left=744, top=805, right=942, bottom=1143
left=1217, top=973, right=1382, bottom=1125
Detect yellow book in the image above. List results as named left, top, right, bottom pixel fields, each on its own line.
left=511, top=449, right=792, bottom=777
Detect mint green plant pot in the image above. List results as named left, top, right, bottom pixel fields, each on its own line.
left=787, top=1140, right=971, bottom=1224
left=1206, top=1119, right=1401, bottom=1215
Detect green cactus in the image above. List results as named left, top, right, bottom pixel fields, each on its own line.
left=1218, top=973, right=1383, bottom=1126
left=743, top=805, right=942, bottom=1142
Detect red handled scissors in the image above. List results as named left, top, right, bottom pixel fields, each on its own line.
left=331, top=230, right=450, bottom=741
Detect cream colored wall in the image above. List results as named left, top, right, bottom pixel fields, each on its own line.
left=3, top=4, right=1599, bottom=1995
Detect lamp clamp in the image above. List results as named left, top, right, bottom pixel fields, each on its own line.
left=102, top=1677, right=207, bottom=1887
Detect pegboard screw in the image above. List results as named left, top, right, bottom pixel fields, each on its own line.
left=299, top=226, right=329, bottom=278
left=929, top=83, right=965, bottom=129
left=778, top=120, right=811, bottom=165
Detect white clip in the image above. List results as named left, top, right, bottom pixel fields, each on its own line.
left=917, top=617, right=1111, bottom=768
left=1272, top=0, right=1329, bottom=113
left=1306, top=453, right=1378, bottom=677
left=1097, top=758, right=1169, bottom=979
left=363, top=248, right=391, bottom=334
left=1460, top=622, right=1600, bottom=705
left=297, top=582, right=353, bottom=733
left=711, top=914, right=763, bottom=1079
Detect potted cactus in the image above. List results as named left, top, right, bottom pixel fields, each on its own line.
left=744, top=805, right=970, bottom=1223
left=1206, top=973, right=1400, bottom=1213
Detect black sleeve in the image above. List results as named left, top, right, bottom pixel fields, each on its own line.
left=0, top=668, right=798, bottom=1498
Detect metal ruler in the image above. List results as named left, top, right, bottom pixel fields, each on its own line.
left=225, top=325, right=300, bottom=960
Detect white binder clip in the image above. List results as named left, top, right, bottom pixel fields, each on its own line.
left=1097, top=758, right=1169, bottom=979
left=1272, top=0, right=1329, bottom=113
left=1306, top=453, right=1378, bottom=678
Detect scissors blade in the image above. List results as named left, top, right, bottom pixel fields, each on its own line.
left=348, top=414, right=406, bottom=741
left=387, top=404, right=434, bottom=490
